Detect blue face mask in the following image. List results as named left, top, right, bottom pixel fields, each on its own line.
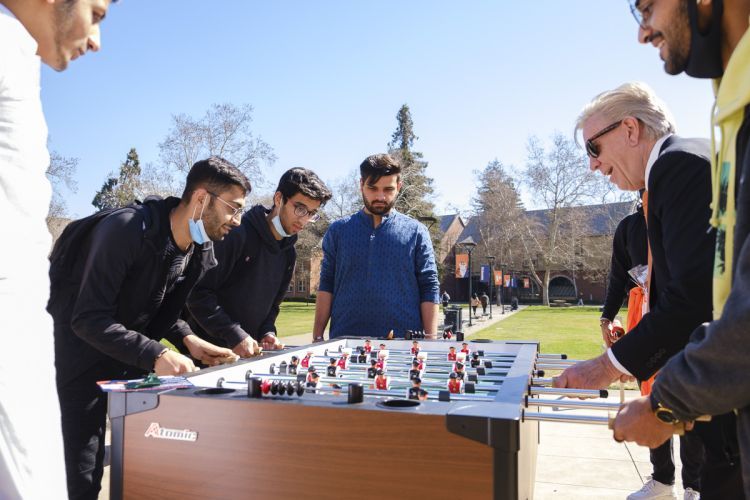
left=271, top=214, right=291, bottom=238
left=188, top=199, right=210, bottom=244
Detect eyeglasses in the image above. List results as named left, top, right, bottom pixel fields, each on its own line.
left=291, top=202, right=321, bottom=222
left=208, top=191, right=245, bottom=219
left=629, top=0, right=654, bottom=29
left=585, top=121, right=622, bottom=158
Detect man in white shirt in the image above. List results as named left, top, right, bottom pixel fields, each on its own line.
left=0, top=1, right=113, bottom=499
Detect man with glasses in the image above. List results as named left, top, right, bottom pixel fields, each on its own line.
left=187, top=167, right=332, bottom=356
left=49, top=156, right=247, bottom=498
left=610, top=0, right=750, bottom=496
left=553, top=82, right=744, bottom=498
left=312, top=154, right=440, bottom=340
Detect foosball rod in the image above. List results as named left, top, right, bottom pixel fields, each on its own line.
left=526, top=398, right=622, bottom=412
left=238, top=372, right=502, bottom=394
left=529, top=386, right=608, bottom=399
left=522, top=412, right=611, bottom=425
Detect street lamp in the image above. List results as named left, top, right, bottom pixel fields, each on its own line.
left=499, top=262, right=506, bottom=314
left=459, top=236, right=477, bottom=327
left=486, top=256, right=495, bottom=319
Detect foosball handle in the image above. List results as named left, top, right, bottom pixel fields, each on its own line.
left=607, top=414, right=712, bottom=437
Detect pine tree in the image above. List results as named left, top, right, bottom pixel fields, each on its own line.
left=92, top=148, right=143, bottom=210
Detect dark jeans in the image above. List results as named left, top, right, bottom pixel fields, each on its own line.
left=651, top=433, right=703, bottom=490
left=58, top=361, right=144, bottom=500
left=692, top=412, right=745, bottom=500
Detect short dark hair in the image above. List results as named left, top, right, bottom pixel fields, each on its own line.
left=181, top=156, right=251, bottom=203
left=276, top=168, right=332, bottom=206
left=359, top=154, right=401, bottom=185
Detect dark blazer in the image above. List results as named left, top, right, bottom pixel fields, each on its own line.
left=186, top=205, right=297, bottom=347
left=48, top=197, right=218, bottom=386
left=610, top=136, right=715, bottom=381
left=601, top=205, right=648, bottom=321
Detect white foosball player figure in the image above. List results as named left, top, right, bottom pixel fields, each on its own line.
left=409, top=360, right=423, bottom=381
left=289, top=356, right=300, bottom=375
left=367, top=359, right=378, bottom=379
left=376, top=349, right=389, bottom=371
left=407, top=377, right=429, bottom=401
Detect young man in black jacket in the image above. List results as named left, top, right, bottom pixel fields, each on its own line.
left=187, top=167, right=332, bottom=356
left=48, top=156, right=249, bottom=500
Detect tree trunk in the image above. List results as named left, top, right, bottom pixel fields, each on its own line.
left=542, top=269, right=551, bottom=306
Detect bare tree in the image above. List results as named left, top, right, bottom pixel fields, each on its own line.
left=46, top=151, right=79, bottom=218
left=325, top=169, right=361, bottom=221
left=156, top=103, right=276, bottom=194
left=522, top=133, right=611, bottom=305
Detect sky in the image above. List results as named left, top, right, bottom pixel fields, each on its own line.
left=41, top=0, right=716, bottom=219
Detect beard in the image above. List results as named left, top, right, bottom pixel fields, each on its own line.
left=660, top=1, right=692, bottom=75
left=362, top=195, right=395, bottom=216
left=202, top=200, right=231, bottom=241
left=51, top=1, right=77, bottom=71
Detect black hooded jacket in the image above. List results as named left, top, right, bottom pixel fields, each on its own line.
left=186, top=204, right=297, bottom=347
left=48, top=197, right=218, bottom=386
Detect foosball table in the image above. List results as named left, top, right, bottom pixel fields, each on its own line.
left=107, top=337, right=612, bottom=500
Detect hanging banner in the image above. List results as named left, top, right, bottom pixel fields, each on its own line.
left=455, top=254, right=469, bottom=278
left=523, top=277, right=530, bottom=289
left=494, top=270, right=502, bottom=286
left=480, top=265, right=490, bottom=283
left=504, top=274, right=511, bottom=287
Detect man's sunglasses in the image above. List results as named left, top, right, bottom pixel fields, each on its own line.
left=585, top=121, right=622, bottom=158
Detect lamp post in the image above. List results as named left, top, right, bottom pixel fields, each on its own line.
left=486, top=256, right=495, bottom=319
left=459, top=236, right=477, bottom=327
left=499, top=262, right=505, bottom=314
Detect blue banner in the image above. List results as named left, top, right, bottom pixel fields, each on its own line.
left=480, top=265, right=490, bottom=283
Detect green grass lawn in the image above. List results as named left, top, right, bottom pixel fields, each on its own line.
left=275, top=302, right=318, bottom=337
left=471, top=305, right=610, bottom=360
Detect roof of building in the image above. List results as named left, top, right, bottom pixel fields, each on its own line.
left=455, top=200, right=636, bottom=244
left=439, top=213, right=461, bottom=233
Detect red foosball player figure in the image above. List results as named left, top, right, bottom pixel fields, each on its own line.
left=289, top=356, right=300, bottom=375
left=460, top=342, right=471, bottom=357
left=326, top=357, right=339, bottom=378
left=337, top=348, right=351, bottom=370
left=410, top=340, right=420, bottom=356
left=363, top=339, right=372, bottom=353
left=447, top=372, right=463, bottom=394
left=453, top=362, right=466, bottom=381
left=374, top=369, right=390, bottom=390
left=367, top=359, right=378, bottom=379
left=306, top=371, right=320, bottom=389
left=301, top=350, right=314, bottom=369
left=306, top=366, right=318, bottom=382
left=442, top=329, right=453, bottom=340
left=447, top=346, right=457, bottom=361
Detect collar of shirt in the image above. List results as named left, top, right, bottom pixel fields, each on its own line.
left=356, top=207, right=396, bottom=227
left=644, top=134, right=673, bottom=190
left=0, top=5, right=39, bottom=57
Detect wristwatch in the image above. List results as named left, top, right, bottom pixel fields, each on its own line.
left=652, top=400, right=680, bottom=424
left=599, top=317, right=612, bottom=326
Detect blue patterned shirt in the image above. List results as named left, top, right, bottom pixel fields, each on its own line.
left=319, top=209, right=440, bottom=338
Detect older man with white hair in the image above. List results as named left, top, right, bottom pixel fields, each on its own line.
left=554, top=82, right=743, bottom=498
